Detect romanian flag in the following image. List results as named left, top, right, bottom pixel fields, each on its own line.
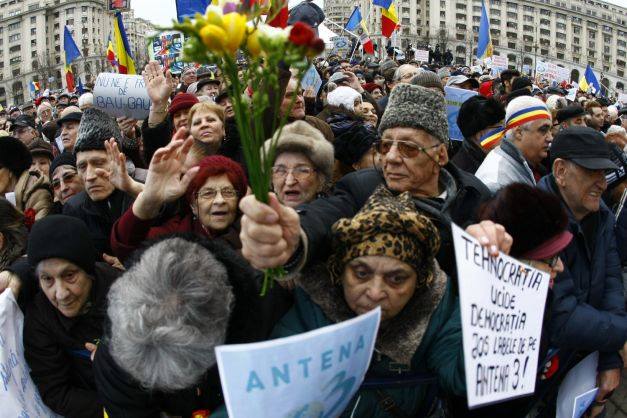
left=505, top=106, right=552, bottom=130
left=346, top=7, right=374, bottom=55
left=381, top=3, right=399, bottom=38
left=476, top=0, right=493, bottom=59
left=63, top=26, right=81, bottom=92
left=30, top=81, right=40, bottom=92
left=113, top=11, right=136, bottom=74
left=579, top=64, right=602, bottom=95
left=480, top=126, right=505, bottom=150
left=106, top=34, right=118, bottom=68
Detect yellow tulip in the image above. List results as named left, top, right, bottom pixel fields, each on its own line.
left=205, top=5, right=224, bottom=27
left=222, top=13, right=247, bottom=54
left=246, top=27, right=261, bottom=57
left=199, top=24, right=227, bottom=52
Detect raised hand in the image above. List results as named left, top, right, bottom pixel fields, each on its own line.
left=142, top=60, right=173, bottom=106
left=117, top=117, right=138, bottom=140
left=96, top=138, right=141, bottom=196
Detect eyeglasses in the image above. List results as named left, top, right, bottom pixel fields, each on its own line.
left=272, top=165, right=316, bottom=181
left=196, top=187, right=238, bottom=200
left=375, top=139, right=440, bottom=159
left=51, top=171, right=77, bottom=190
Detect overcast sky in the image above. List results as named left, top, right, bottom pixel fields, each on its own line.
left=131, top=0, right=627, bottom=27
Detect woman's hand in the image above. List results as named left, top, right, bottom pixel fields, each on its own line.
left=465, top=220, right=513, bottom=257
left=0, top=270, right=21, bottom=298
left=143, top=61, right=173, bottom=106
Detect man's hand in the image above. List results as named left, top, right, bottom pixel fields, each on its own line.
left=342, top=71, right=364, bottom=93
left=85, top=343, right=97, bottom=362
left=596, top=368, right=621, bottom=403
left=117, top=117, right=138, bottom=140
left=96, top=138, right=141, bottom=197
left=102, top=253, right=125, bottom=271
left=239, top=193, right=301, bottom=269
left=465, top=220, right=513, bottom=257
left=143, top=61, right=173, bottom=106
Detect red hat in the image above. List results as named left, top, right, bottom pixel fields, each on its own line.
left=168, top=93, right=199, bottom=115
left=362, top=82, right=381, bottom=94
left=479, top=81, right=494, bottom=98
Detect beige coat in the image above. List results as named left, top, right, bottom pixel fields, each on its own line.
left=14, top=170, right=52, bottom=220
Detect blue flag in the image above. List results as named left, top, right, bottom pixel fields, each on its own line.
left=77, top=78, right=84, bottom=95
left=345, top=6, right=362, bottom=31
left=63, top=26, right=81, bottom=64
left=373, top=0, right=392, bottom=9
left=584, top=64, right=602, bottom=95
left=476, top=0, right=493, bottom=59
left=175, top=0, right=212, bottom=21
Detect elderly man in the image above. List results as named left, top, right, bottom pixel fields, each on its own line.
left=56, top=106, right=83, bottom=153
left=239, top=84, right=508, bottom=281
left=36, top=101, right=54, bottom=126
left=556, top=104, right=587, bottom=130
left=475, top=96, right=553, bottom=192
left=49, top=152, right=84, bottom=213
left=377, top=64, right=420, bottom=112
left=538, top=127, right=627, bottom=413
left=9, top=114, right=40, bottom=146
left=280, top=77, right=334, bottom=142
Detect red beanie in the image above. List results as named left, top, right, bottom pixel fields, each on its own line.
left=362, top=83, right=381, bottom=93
left=168, top=93, right=199, bottom=115
left=479, top=81, right=494, bottom=98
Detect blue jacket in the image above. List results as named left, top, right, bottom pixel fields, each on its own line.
left=538, top=175, right=627, bottom=371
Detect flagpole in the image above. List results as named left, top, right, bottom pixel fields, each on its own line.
left=323, top=18, right=359, bottom=39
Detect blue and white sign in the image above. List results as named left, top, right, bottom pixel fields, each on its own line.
left=301, top=65, right=323, bottom=95
left=215, top=307, right=381, bottom=418
left=93, top=73, right=152, bottom=120
left=445, top=86, right=478, bottom=142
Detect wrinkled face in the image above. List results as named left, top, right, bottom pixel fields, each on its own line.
left=0, top=167, right=13, bottom=194
left=191, top=174, right=239, bottom=233
left=358, top=102, right=378, bottom=126
left=515, top=119, right=553, bottom=166
left=198, top=83, right=220, bottom=98
left=370, top=88, right=383, bottom=100
left=190, top=109, right=225, bottom=150
left=76, top=150, right=115, bottom=202
left=39, top=107, right=53, bottom=122
left=380, top=127, right=447, bottom=197
left=588, top=107, right=604, bottom=130
left=37, top=258, right=92, bottom=318
left=61, top=121, right=80, bottom=152
left=397, top=64, right=419, bottom=84
left=281, top=79, right=305, bottom=120
left=52, top=165, right=83, bottom=204
left=272, top=152, right=322, bottom=208
left=13, top=126, right=38, bottom=146
left=217, top=97, right=234, bottom=119
left=340, top=62, right=351, bottom=71
left=30, top=155, right=51, bottom=178
left=342, top=255, right=417, bottom=322
left=555, top=160, right=607, bottom=220
left=182, top=70, right=197, bottom=85
left=172, top=108, right=191, bottom=131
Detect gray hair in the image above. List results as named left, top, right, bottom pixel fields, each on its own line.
left=607, top=125, right=626, bottom=137
left=107, top=237, right=234, bottom=391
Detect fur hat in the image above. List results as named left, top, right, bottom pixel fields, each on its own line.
left=0, top=136, right=32, bottom=178
left=333, top=124, right=378, bottom=166
left=73, top=108, right=122, bottom=155
left=457, top=96, right=505, bottom=139
left=410, top=71, right=444, bottom=94
left=264, top=121, right=334, bottom=182
left=326, top=86, right=361, bottom=112
left=478, top=183, right=572, bottom=259
left=378, top=83, right=449, bottom=145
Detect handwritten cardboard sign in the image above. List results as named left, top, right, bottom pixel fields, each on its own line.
left=445, top=86, right=478, bottom=142
left=93, top=73, right=152, bottom=120
left=452, top=224, right=550, bottom=408
left=0, top=290, right=61, bottom=417
left=216, top=307, right=381, bottom=418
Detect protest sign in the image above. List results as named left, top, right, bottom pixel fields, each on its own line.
left=151, top=31, right=187, bottom=74
left=0, top=290, right=61, bottom=417
left=556, top=352, right=599, bottom=418
left=618, top=93, right=627, bottom=105
left=415, top=49, right=429, bottom=63
left=566, top=88, right=578, bottom=102
left=452, top=224, right=550, bottom=408
left=488, top=56, right=509, bottom=77
left=331, top=36, right=350, bottom=57
left=536, top=60, right=570, bottom=83
left=445, top=86, right=478, bottom=142
left=93, top=73, right=152, bottom=120
left=301, top=65, right=323, bottom=95
left=216, top=307, right=381, bottom=418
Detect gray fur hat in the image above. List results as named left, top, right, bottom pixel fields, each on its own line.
left=378, top=84, right=450, bottom=145
left=73, top=108, right=122, bottom=155
left=263, top=120, right=334, bottom=182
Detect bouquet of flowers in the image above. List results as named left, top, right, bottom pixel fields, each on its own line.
left=171, top=0, right=325, bottom=295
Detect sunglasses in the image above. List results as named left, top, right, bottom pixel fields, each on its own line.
left=375, top=139, right=440, bottom=159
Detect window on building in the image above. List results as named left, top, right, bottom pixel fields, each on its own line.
left=9, top=56, right=20, bottom=64
left=81, top=5, right=87, bottom=12
left=66, top=18, right=73, bottom=25
left=8, top=21, right=20, bottom=30
left=8, top=33, right=19, bottom=42
left=541, top=48, right=549, bottom=56
left=66, top=7, right=74, bottom=14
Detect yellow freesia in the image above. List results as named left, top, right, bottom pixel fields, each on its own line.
left=246, top=27, right=261, bottom=57
left=222, top=13, right=247, bottom=54
left=205, top=5, right=224, bottom=27
left=199, top=24, right=227, bottom=52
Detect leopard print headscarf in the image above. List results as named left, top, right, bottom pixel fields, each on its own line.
left=327, top=185, right=441, bottom=288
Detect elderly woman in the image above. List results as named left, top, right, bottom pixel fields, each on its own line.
left=111, top=137, right=247, bottom=261
left=271, top=186, right=465, bottom=417
left=265, top=120, right=334, bottom=208
left=185, top=101, right=226, bottom=166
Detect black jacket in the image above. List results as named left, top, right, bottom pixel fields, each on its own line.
left=63, top=189, right=134, bottom=256
left=23, top=262, right=121, bottom=418
left=450, top=138, right=487, bottom=175
left=141, top=117, right=173, bottom=165
left=298, top=165, right=491, bottom=279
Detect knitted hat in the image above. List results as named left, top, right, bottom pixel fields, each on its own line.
left=28, top=138, right=54, bottom=160
left=457, top=96, right=505, bottom=139
left=362, top=82, right=381, bottom=94
left=326, top=86, right=361, bottom=112
left=378, top=84, right=449, bottom=145
left=327, top=185, right=440, bottom=287
left=0, top=136, right=32, bottom=178
left=73, top=108, right=122, bottom=155
left=333, top=124, right=378, bottom=166
left=169, top=93, right=199, bottom=115
left=27, top=215, right=97, bottom=274
left=437, top=67, right=451, bottom=80
left=263, top=120, right=334, bottom=182
left=505, top=96, right=551, bottom=130
left=478, top=183, right=572, bottom=259
left=479, top=80, right=494, bottom=98
left=49, top=152, right=77, bottom=177
left=410, top=71, right=444, bottom=94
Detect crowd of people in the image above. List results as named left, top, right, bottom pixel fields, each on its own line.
left=0, top=46, right=627, bottom=418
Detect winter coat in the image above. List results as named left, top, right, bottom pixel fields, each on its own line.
left=93, top=235, right=293, bottom=418
left=538, top=175, right=627, bottom=371
left=297, top=165, right=491, bottom=280
left=450, top=138, right=487, bottom=175
left=141, top=117, right=173, bottom=165
left=317, top=106, right=363, bottom=139
left=110, top=205, right=242, bottom=262
left=63, top=189, right=134, bottom=256
left=475, top=138, right=536, bottom=193
left=23, top=262, right=121, bottom=418
left=13, top=169, right=53, bottom=220
left=270, top=264, right=465, bottom=417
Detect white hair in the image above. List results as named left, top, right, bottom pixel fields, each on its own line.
left=607, top=105, right=618, bottom=120
left=107, top=237, right=234, bottom=391
left=36, top=101, right=52, bottom=116
left=607, top=125, right=626, bottom=137
left=77, top=93, right=93, bottom=110
left=546, top=95, right=567, bottom=112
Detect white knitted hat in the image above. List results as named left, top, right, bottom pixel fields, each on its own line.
left=505, top=96, right=549, bottom=126
left=326, top=86, right=362, bottom=112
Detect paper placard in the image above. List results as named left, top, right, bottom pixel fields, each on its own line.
left=331, top=36, right=350, bottom=57
left=151, top=31, right=187, bottom=74
left=445, top=86, right=478, bottom=142
left=301, top=65, right=323, bottom=95
left=216, top=307, right=381, bottom=418
left=452, top=224, right=550, bottom=408
left=556, top=352, right=599, bottom=418
left=0, top=290, right=61, bottom=417
left=566, top=88, right=578, bottom=102
left=93, top=73, right=152, bottom=120
left=536, top=60, right=570, bottom=83
left=415, top=49, right=429, bottom=62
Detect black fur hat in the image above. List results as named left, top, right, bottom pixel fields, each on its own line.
left=478, top=183, right=569, bottom=258
left=0, top=136, right=32, bottom=178
left=73, top=108, right=122, bottom=155
left=457, top=96, right=505, bottom=139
